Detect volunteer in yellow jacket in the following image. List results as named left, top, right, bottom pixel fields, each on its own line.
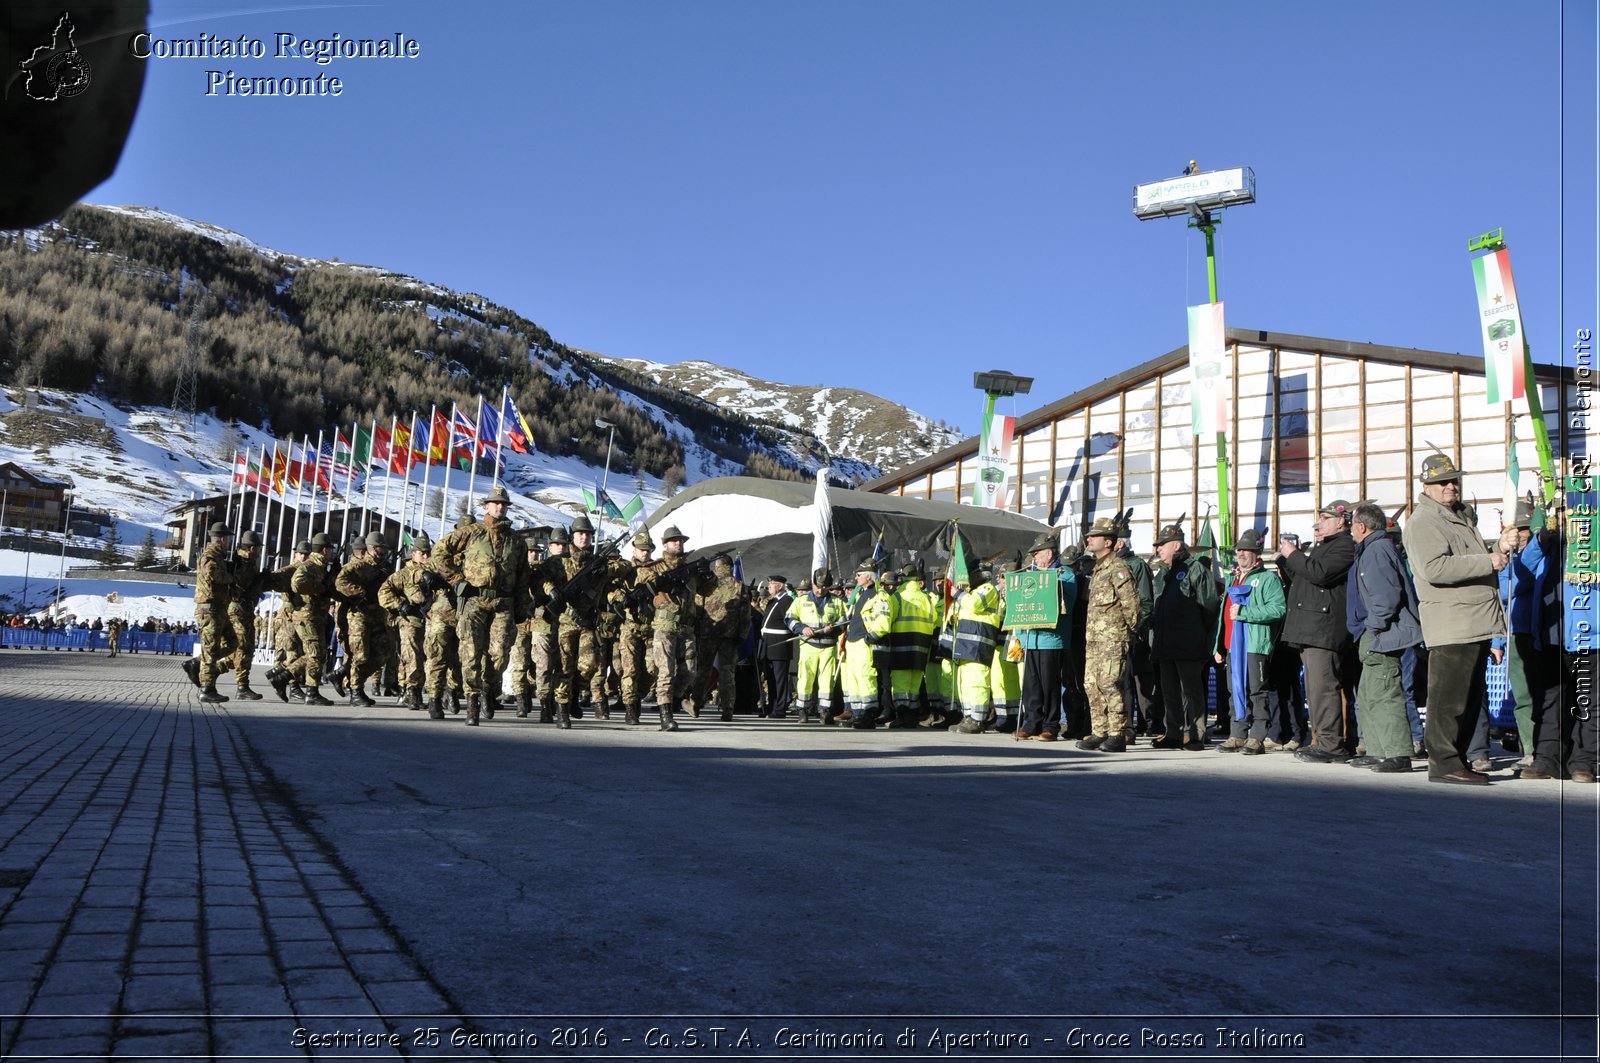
left=883, top=563, right=939, bottom=729
left=953, top=566, right=1003, bottom=734
left=785, top=568, right=846, bottom=723
left=840, top=560, right=892, bottom=728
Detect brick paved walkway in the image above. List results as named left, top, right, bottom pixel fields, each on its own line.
left=0, top=652, right=470, bottom=1060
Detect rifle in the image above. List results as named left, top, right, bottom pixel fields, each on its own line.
left=626, top=552, right=716, bottom=608
left=542, top=529, right=630, bottom=621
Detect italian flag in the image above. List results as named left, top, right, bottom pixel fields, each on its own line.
left=1471, top=248, right=1528, bottom=404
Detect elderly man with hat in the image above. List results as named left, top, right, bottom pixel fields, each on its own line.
left=636, top=525, right=716, bottom=730
left=224, top=528, right=275, bottom=701
left=186, top=520, right=238, bottom=704
left=1345, top=503, right=1423, bottom=772
left=429, top=484, right=534, bottom=726
left=785, top=565, right=848, bottom=724
left=1077, top=517, right=1142, bottom=751
left=379, top=532, right=435, bottom=714
left=1012, top=531, right=1079, bottom=740
left=282, top=532, right=340, bottom=705
left=1402, top=454, right=1509, bottom=784
left=1274, top=500, right=1358, bottom=763
left=1211, top=529, right=1286, bottom=755
left=334, top=531, right=394, bottom=708
left=758, top=574, right=796, bottom=717
left=1150, top=519, right=1220, bottom=749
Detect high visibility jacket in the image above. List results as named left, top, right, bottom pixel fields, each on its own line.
left=884, top=580, right=937, bottom=672
left=951, top=581, right=1002, bottom=663
left=845, top=585, right=892, bottom=643
left=786, top=591, right=845, bottom=647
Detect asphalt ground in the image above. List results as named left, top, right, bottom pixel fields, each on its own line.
left=0, top=650, right=1594, bottom=1062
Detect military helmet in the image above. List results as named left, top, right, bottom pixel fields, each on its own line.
left=1512, top=498, right=1535, bottom=529
left=293, top=540, right=312, bottom=555
left=854, top=559, right=878, bottom=575
left=410, top=532, right=433, bottom=552
left=569, top=513, right=594, bottom=533
left=238, top=529, right=262, bottom=546
left=1086, top=517, right=1119, bottom=540
left=1235, top=528, right=1265, bottom=552
left=811, top=566, right=832, bottom=586
left=1420, top=453, right=1462, bottom=485
left=659, top=525, right=688, bottom=543
left=631, top=530, right=654, bottom=550
left=480, top=485, right=512, bottom=506
left=548, top=526, right=571, bottom=545
left=310, top=532, right=334, bottom=550
left=208, top=521, right=232, bottom=539
left=364, top=531, right=388, bottom=549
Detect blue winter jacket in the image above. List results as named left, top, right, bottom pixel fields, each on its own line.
left=1501, top=534, right=1551, bottom=649
left=1353, top=533, right=1424, bottom=653
left=1016, top=560, right=1078, bottom=651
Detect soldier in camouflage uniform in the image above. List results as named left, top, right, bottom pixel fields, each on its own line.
left=421, top=523, right=467, bottom=718
left=637, top=525, right=714, bottom=731
left=507, top=532, right=544, bottom=717
left=379, top=532, right=435, bottom=714
left=519, top=528, right=565, bottom=721
left=186, top=521, right=237, bottom=704
left=1114, top=513, right=1159, bottom=741
left=225, top=529, right=274, bottom=701
left=695, top=554, right=750, bottom=722
left=265, top=540, right=311, bottom=702
left=1077, top=517, right=1142, bottom=752
left=283, top=532, right=339, bottom=705
left=613, top=529, right=656, bottom=726
left=335, top=531, right=391, bottom=707
left=429, top=485, right=533, bottom=726
left=543, top=514, right=618, bottom=727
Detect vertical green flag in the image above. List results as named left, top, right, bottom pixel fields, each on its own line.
left=353, top=426, right=373, bottom=466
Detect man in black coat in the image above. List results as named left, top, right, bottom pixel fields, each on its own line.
left=1277, top=499, right=1359, bottom=763
left=1150, top=522, right=1221, bottom=749
left=758, top=575, right=795, bottom=717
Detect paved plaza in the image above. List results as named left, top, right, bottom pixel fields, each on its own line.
left=0, top=650, right=1595, bottom=1061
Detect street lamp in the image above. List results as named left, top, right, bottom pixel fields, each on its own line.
left=972, top=371, right=1033, bottom=397
left=55, top=491, right=72, bottom=610
left=970, top=372, right=1032, bottom=510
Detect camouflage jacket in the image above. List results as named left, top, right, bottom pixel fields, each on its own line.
left=378, top=559, right=433, bottom=626
left=1085, top=551, right=1141, bottom=644
left=541, top=547, right=622, bottom=627
left=228, top=553, right=274, bottom=612
left=194, top=542, right=234, bottom=608
left=335, top=555, right=387, bottom=613
left=288, top=553, right=335, bottom=611
left=430, top=515, right=530, bottom=612
left=699, top=574, right=750, bottom=640
left=638, top=555, right=714, bottom=635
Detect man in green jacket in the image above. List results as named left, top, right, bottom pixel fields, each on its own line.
left=1212, top=529, right=1286, bottom=754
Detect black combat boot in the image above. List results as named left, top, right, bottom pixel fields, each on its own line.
left=659, top=702, right=679, bottom=732
left=199, top=685, right=227, bottom=704
left=720, top=705, right=734, bottom=723
left=266, top=667, right=291, bottom=703
left=482, top=692, right=496, bottom=720
left=426, top=692, right=445, bottom=720
left=516, top=690, right=533, bottom=718
left=302, top=685, right=332, bottom=706
left=593, top=698, right=610, bottom=721
left=853, top=707, right=881, bottom=730
left=288, top=682, right=306, bottom=702
left=556, top=702, right=573, bottom=730
left=448, top=690, right=462, bottom=715
left=466, top=694, right=480, bottom=726
left=538, top=701, right=554, bottom=724
left=234, top=681, right=264, bottom=701
left=406, top=688, right=423, bottom=711
left=331, top=663, right=349, bottom=696
left=349, top=681, right=376, bottom=708
left=624, top=703, right=641, bottom=726
left=181, top=658, right=201, bottom=687
left=887, top=706, right=918, bottom=729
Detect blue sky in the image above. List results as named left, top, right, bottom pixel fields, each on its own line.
left=92, top=1, right=1597, bottom=436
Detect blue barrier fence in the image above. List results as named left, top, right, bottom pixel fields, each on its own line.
left=0, top=627, right=197, bottom=654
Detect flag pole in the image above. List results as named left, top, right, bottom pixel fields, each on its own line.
left=1197, top=217, right=1233, bottom=550
left=340, top=419, right=358, bottom=548
left=465, top=394, right=483, bottom=509
left=358, top=416, right=377, bottom=537
left=271, top=439, right=290, bottom=569
left=224, top=447, right=240, bottom=543
left=418, top=406, right=438, bottom=541
left=439, top=402, right=456, bottom=539
left=312, top=429, right=328, bottom=536
left=381, top=413, right=399, bottom=546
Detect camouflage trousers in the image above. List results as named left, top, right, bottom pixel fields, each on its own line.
left=696, top=636, right=738, bottom=714
left=424, top=613, right=462, bottom=698
left=286, top=610, right=329, bottom=685
left=196, top=604, right=238, bottom=688
left=395, top=618, right=425, bottom=691
left=1085, top=639, right=1130, bottom=738
left=651, top=628, right=697, bottom=708
left=616, top=622, right=651, bottom=706
left=457, top=598, right=514, bottom=699
left=274, top=612, right=302, bottom=673
left=555, top=621, right=607, bottom=706
left=346, top=608, right=389, bottom=687
left=227, top=605, right=257, bottom=685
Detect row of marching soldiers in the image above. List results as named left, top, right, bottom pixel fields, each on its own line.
left=193, top=485, right=756, bottom=730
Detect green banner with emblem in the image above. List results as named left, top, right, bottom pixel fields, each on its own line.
left=1002, top=568, right=1060, bottom=630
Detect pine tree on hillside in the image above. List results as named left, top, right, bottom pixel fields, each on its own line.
left=97, top=525, right=124, bottom=567
left=134, top=528, right=157, bottom=568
